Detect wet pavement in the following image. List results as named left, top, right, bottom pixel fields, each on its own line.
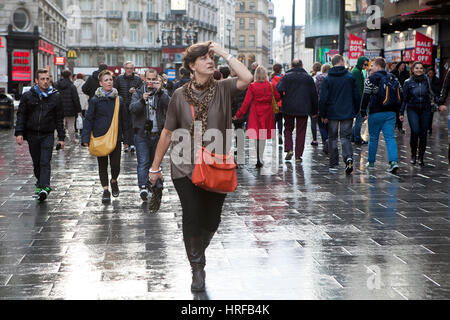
left=0, top=114, right=449, bottom=300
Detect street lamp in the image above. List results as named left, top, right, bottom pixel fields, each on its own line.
left=226, top=23, right=232, bottom=53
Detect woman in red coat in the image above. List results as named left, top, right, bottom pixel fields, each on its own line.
left=233, top=66, right=281, bottom=168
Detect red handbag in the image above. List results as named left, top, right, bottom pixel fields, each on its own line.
left=189, top=105, right=238, bottom=193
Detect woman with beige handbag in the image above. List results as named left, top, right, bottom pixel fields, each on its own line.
left=81, top=70, right=131, bottom=203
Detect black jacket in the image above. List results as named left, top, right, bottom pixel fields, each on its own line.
left=129, top=86, right=170, bottom=136
left=439, top=72, right=450, bottom=105
left=81, top=89, right=131, bottom=146
left=173, top=77, right=191, bottom=91
left=113, top=73, right=143, bottom=106
left=319, top=66, right=360, bottom=120
left=392, top=62, right=410, bottom=87
left=400, top=75, right=436, bottom=115
left=82, top=70, right=101, bottom=100
left=55, top=78, right=82, bottom=117
left=276, top=67, right=318, bottom=116
left=15, top=86, right=65, bottom=141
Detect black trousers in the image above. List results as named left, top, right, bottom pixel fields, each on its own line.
left=173, top=177, right=227, bottom=238
left=97, top=143, right=122, bottom=187
left=27, top=134, right=54, bottom=188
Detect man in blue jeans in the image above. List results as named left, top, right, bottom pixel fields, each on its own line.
left=130, top=69, right=169, bottom=200
left=360, top=57, right=400, bottom=173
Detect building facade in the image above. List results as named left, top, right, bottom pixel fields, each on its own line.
left=0, top=0, right=67, bottom=95
left=235, top=0, right=276, bottom=69
left=218, top=0, right=237, bottom=57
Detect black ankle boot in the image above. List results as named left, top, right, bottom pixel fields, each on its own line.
left=184, top=237, right=205, bottom=292
left=410, top=154, right=417, bottom=165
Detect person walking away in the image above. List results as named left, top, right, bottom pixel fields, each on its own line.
left=426, top=67, right=441, bottom=135
left=438, top=70, right=450, bottom=162
left=360, top=57, right=401, bottom=173
left=270, top=63, right=284, bottom=145
left=391, top=61, right=409, bottom=134
left=114, top=61, right=143, bottom=153
left=55, top=69, right=82, bottom=144
left=81, top=70, right=131, bottom=203
left=15, top=69, right=65, bottom=202
left=129, top=69, right=169, bottom=201
left=319, top=55, right=360, bottom=174
left=315, top=64, right=331, bottom=154
left=74, top=73, right=89, bottom=117
left=309, top=62, right=322, bottom=146
left=174, top=67, right=192, bottom=91
left=351, top=56, right=370, bottom=145
left=233, top=65, right=280, bottom=168
left=276, top=59, right=318, bottom=162
left=149, top=42, right=253, bottom=292
left=82, top=63, right=108, bottom=101
left=400, top=62, right=439, bottom=166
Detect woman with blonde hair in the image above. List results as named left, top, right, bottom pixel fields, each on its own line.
left=233, top=65, right=281, bottom=168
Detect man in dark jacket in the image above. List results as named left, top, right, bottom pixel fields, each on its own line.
left=55, top=69, right=82, bottom=144
left=319, top=55, right=360, bottom=174
left=351, top=56, right=369, bottom=145
left=438, top=71, right=450, bottom=162
left=114, top=61, right=143, bottom=153
left=15, top=69, right=65, bottom=202
left=426, top=67, right=441, bottom=135
left=360, top=57, right=400, bottom=173
left=276, top=59, right=318, bottom=162
left=391, top=61, right=409, bottom=134
left=173, top=67, right=191, bottom=91
left=82, top=63, right=108, bottom=101
left=129, top=69, right=169, bottom=201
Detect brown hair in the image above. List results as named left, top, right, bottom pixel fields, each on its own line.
left=372, top=57, right=386, bottom=69
left=98, top=70, right=113, bottom=81
left=311, top=62, right=322, bottom=76
left=183, top=41, right=213, bottom=74
left=321, top=64, right=331, bottom=74
left=411, top=61, right=424, bottom=75
left=273, top=63, right=282, bottom=74
left=35, top=69, right=48, bottom=79
left=76, top=73, right=84, bottom=79
left=331, top=55, right=344, bottom=66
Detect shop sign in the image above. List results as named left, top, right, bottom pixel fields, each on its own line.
left=55, top=57, right=66, bottom=65
left=12, top=50, right=32, bottom=81
left=415, top=32, right=433, bottom=65
left=349, top=34, right=364, bottom=65
left=38, top=40, right=55, bottom=55
left=384, top=50, right=402, bottom=63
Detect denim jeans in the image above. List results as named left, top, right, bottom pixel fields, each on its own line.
left=27, top=134, right=54, bottom=188
left=368, top=112, right=398, bottom=163
left=318, top=117, right=328, bottom=142
left=352, top=114, right=365, bottom=143
left=407, top=107, right=431, bottom=156
left=274, top=112, right=283, bottom=136
left=328, top=119, right=353, bottom=167
left=135, top=133, right=160, bottom=189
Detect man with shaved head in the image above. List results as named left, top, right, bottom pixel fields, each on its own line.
left=276, top=59, right=318, bottom=162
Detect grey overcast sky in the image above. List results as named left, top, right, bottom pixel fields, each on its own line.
left=272, top=0, right=306, bottom=41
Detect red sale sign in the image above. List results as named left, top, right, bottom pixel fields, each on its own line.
left=349, top=34, right=364, bottom=63
left=415, top=32, right=433, bottom=65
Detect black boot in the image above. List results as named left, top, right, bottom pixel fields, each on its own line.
left=184, top=237, right=206, bottom=292
left=418, top=143, right=426, bottom=167
left=202, top=230, right=216, bottom=251
left=410, top=150, right=417, bottom=165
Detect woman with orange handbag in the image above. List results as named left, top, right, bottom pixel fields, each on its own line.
left=233, top=65, right=281, bottom=168
left=148, top=41, right=252, bottom=292
left=81, top=70, right=131, bottom=203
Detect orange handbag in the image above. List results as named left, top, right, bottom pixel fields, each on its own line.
left=189, top=105, right=238, bottom=193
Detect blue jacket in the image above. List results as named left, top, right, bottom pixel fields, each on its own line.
left=360, top=70, right=400, bottom=116
left=319, top=66, right=360, bottom=120
left=276, top=67, right=318, bottom=116
left=400, top=75, right=437, bottom=115
left=81, top=88, right=131, bottom=146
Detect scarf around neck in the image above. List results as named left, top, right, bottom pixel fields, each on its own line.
left=34, top=85, right=55, bottom=100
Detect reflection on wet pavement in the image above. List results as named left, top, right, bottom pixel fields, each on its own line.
left=0, top=116, right=448, bottom=300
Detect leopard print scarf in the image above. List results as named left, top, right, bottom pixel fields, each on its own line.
left=182, top=77, right=217, bottom=137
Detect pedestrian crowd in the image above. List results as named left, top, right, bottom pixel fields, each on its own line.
left=13, top=41, right=450, bottom=293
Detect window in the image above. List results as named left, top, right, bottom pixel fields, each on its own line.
left=148, top=0, right=154, bottom=13
left=81, top=0, right=93, bottom=10
left=129, top=24, right=138, bottom=43
left=239, top=18, right=245, bottom=29
left=148, top=25, right=154, bottom=44
left=81, top=23, right=92, bottom=40
left=249, top=35, right=255, bottom=47
left=106, top=53, right=117, bottom=66
left=249, top=2, right=255, bottom=11
left=239, top=35, right=245, bottom=47
left=239, top=2, right=245, bottom=11
left=136, top=53, right=144, bottom=67
left=110, top=24, right=119, bottom=43
left=129, top=0, right=138, bottom=11
left=249, top=18, right=255, bottom=29
left=13, top=8, right=30, bottom=31
left=80, top=53, right=90, bottom=66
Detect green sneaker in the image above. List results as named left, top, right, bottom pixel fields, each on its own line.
left=38, top=187, right=52, bottom=202
left=388, top=161, right=399, bottom=174
left=366, top=162, right=375, bottom=169
left=34, top=185, right=41, bottom=195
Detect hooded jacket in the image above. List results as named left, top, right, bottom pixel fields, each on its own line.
left=82, top=70, right=101, bottom=100
left=15, top=86, right=65, bottom=141
left=55, top=78, right=82, bottom=117
left=81, top=88, right=131, bottom=146
left=275, top=67, right=318, bottom=116
left=129, top=85, right=170, bottom=136
left=351, top=56, right=369, bottom=97
left=391, top=62, right=410, bottom=87
left=319, top=66, right=360, bottom=120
